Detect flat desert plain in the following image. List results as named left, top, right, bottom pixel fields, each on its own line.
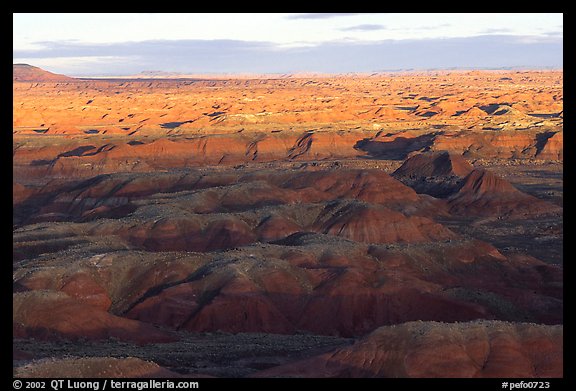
left=13, top=65, right=563, bottom=378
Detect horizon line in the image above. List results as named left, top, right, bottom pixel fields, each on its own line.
left=13, top=63, right=564, bottom=81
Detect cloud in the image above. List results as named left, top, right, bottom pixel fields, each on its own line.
left=291, top=35, right=562, bottom=72
left=380, top=24, right=452, bottom=32
left=542, top=31, right=563, bottom=36
left=13, top=35, right=563, bottom=76
left=14, top=39, right=275, bottom=59
left=340, top=24, right=387, bottom=32
left=481, top=28, right=513, bottom=33
left=286, top=13, right=362, bottom=20
left=414, top=24, right=452, bottom=30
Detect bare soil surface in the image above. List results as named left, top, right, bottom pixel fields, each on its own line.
left=14, top=333, right=351, bottom=377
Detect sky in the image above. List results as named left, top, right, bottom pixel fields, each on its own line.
left=13, top=13, right=563, bottom=76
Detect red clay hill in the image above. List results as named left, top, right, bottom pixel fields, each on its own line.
left=253, top=321, right=563, bottom=378
left=392, top=151, right=560, bottom=217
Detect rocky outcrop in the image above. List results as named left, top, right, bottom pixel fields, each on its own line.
left=392, top=151, right=473, bottom=197
left=393, top=151, right=473, bottom=178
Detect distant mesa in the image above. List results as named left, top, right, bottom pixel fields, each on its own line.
left=137, top=70, right=186, bottom=78
left=13, top=64, right=74, bottom=82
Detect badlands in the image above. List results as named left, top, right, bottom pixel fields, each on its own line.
left=13, top=64, right=562, bottom=378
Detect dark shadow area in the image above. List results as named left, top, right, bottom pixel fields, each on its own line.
left=13, top=176, right=111, bottom=227
left=419, top=111, right=438, bottom=118
left=535, top=131, right=557, bottom=155
left=393, top=176, right=463, bottom=199
left=452, top=110, right=467, bottom=116
left=438, top=216, right=563, bottom=266
left=13, top=238, right=90, bottom=262
left=204, top=111, right=226, bottom=117
left=160, top=120, right=195, bottom=129
left=493, top=108, right=510, bottom=116
left=78, top=203, right=139, bottom=223
left=528, top=113, right=561, bottom=119
left=354, top=133, right=438, bottom=160
left=479, top=103, right=511, bottom=114
left=57, top=145, right=96, bottom=157
left=271, top=231, right=318, bottom=246
left=395, top=105, right=418, bottom=111
left=30, top=159, right=55, bottom=166
left=13, top=333, right=352, bottom=378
